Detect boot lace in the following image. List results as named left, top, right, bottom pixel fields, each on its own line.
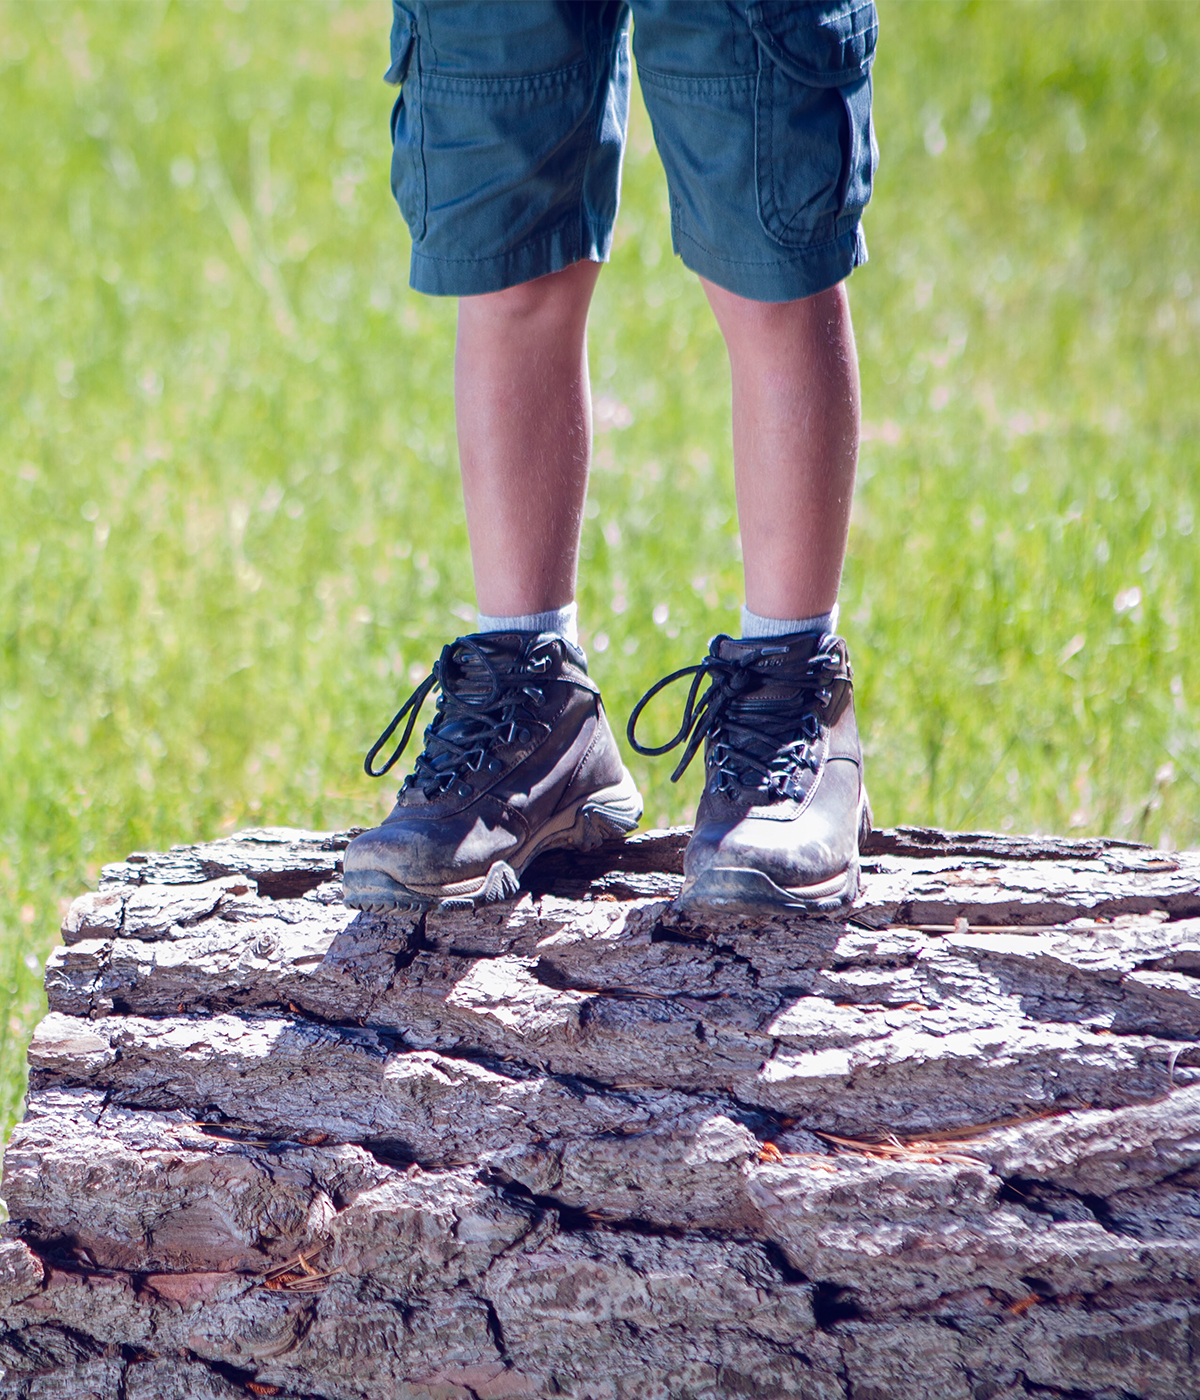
left=627, top=640, right=843, bottom=799
left=364, top=637, right=559, bottom=799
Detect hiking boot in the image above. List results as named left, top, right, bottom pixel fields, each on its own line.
left=628, top=632, right=870, bottom=914
left=344, top=632, right=643, bottom=911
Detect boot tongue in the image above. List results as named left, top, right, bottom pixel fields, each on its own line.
left=443, top=651, right=498, bottom=703
left=712, top=632, right=825, bottom=704
left=415, top=642, right=511, bottom=778
left=441, top=633, right=529, bottom=702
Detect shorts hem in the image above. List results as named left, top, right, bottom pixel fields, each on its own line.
left=674, top=222, right=869, bottom=302
left=410, top=218, right=609, bottom=296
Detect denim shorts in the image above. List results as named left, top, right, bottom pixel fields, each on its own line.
left=386, top=1, right=878, bottom=302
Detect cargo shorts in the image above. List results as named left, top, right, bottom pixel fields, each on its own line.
left=385, top=1, right=879, bottom=303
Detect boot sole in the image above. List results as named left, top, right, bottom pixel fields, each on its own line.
left=674, top=862, right=859, bottom=916
left=674, top=788, right=873, bottom=918
left=342, top=770, right=644, bottom=914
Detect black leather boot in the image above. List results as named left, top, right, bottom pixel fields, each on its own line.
left=629, top=632, right=870, bottom=913
left=345, top=633, right=642, bottom=911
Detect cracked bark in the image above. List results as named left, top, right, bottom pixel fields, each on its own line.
left=3, top=824, right=1200, bottom=1400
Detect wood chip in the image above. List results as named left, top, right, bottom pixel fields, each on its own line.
left=1007, top=1293, right=1041, bottom=1316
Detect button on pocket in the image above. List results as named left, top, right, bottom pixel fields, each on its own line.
left=747, top=1, right=879, bottom=249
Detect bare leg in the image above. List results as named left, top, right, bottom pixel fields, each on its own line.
left=455, top=260, right=601, bottom=618
left=700, top=278, right=860, bottom=622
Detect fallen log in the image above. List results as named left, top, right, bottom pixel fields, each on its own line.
left=2, top=825, right=1199, bottom=1400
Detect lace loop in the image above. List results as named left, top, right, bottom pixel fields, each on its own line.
left=628, top=638, right=845, bottom=792
left=364, top=671, right=438, bottom=777
left=364, top=636, right=575, bottom=796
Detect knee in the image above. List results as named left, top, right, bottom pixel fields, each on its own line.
left=462, top=261, right=600, bottom=332
left=725, top=281, right=844, bottom=329
left=707, top=280, right=849, bottom=361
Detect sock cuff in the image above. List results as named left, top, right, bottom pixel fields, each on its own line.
left=477, top=601, right=579, bottom=647
left=739, top=603, right=839, bottom=640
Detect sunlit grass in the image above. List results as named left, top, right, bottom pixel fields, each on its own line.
left=1, top=0, right=1198, bottom=1138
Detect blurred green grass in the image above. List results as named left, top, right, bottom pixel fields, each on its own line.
left=2, top=0, right=1198, bottom=1138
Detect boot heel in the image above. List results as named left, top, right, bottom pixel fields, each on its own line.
left=578, top=771, right=644, bottom=848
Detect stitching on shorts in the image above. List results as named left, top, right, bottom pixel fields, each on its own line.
left=671, top=221, right=861, bottom=269
left=421, top=60, right=589, bottom=96
left=411, top=212, right=584, bottom=267
left=573, top=11, right=624, bottom=252
left=636, top=65, right=754, bottom=94
left=756, top=51, right=856, bottom=248
left=418, top=33, right=430, bottom=240
left=416, top=1, right=437, bottom=70
left=751, top=0, right=878, bottom=39
left=834, top=0, right=878, bottom=30
left=748, top=2, right=877, bottom=87
left=843, top=1, right=878, bottom=35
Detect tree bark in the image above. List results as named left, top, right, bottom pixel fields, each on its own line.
left=2, top=824, right=1199, bottom=1400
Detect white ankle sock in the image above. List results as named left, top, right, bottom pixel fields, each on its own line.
left=477, top=602, right=579, bottom=647
left=739, top=603, right=839, bottom=640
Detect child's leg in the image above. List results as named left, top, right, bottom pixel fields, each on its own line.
left=344, top=4, right=642, bottom=913
left=455, top=260, right=601, bottom=618
left=630, top=278, right=870, bottom=911
left=700, top=279, right=859, bottom=624
left=624, top=2, right=878, bottom=911
left=347, top=262, right=640, bottom=914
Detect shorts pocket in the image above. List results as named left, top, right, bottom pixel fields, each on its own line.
left=747, top=1, right=878, bottom=249
left=385, top=2, right=426, bottom=239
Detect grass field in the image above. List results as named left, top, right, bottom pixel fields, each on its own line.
left=2, top=0, right=1198, bottom=1140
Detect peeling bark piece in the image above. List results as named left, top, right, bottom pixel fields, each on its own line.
left=58, top=891, right=124, bottom=945
left=860, top=825, right=1158, bottom=863
left=852, top=851, right=1200, bottom=928
left=99, top=827, right=347, bottom=899
left=0, top=1246, right=44, bottom=1310
left=978, top=1084, right=1200, bottom=1196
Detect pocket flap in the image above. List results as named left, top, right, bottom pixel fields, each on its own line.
left=384, top=3, right=415, bottom=85
left=747, top=1, right=877, bottom=87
